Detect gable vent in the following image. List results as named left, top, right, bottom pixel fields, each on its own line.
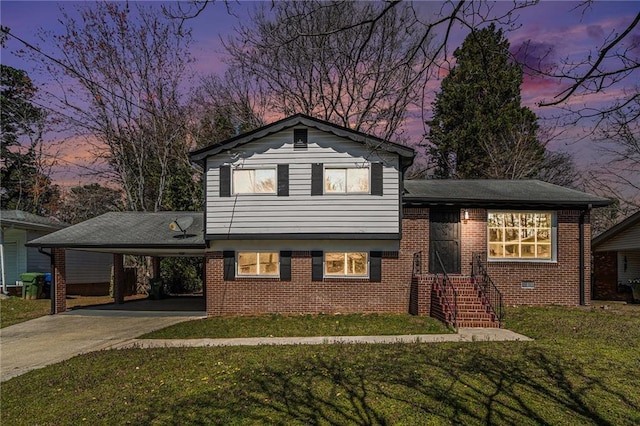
left=293, top=129, right=308, bottom=150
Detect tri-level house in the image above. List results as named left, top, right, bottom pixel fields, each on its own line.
left=190, top=114, right=611, bottom=327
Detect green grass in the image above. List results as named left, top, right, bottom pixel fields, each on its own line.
left=0, top=295, right=146, bottom=328
left=2, top=305, right=639, bottom=425
left=141, top=313, right=453, bottom=339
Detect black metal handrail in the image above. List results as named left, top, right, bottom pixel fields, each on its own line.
left=471, top=252, right=504, bottom=323
left=412, top=251, right=422, bottom=276
left=434, top=250, right=458, bottom=328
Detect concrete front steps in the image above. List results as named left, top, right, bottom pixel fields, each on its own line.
left=431, top=275, right=502, bottom=329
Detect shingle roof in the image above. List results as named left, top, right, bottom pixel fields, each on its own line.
left=403, top=180, right=612, bottom=208
left=0, top=210, right=69, bottom=231
left=26, top=212, right=205, bottom=254
left=189, top=113, right=415, bottom=170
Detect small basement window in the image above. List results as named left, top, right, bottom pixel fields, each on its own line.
left=521, top=281, right=535, bottom=289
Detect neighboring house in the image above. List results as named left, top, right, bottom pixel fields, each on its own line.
left=592, top=211, right=640, bottom=302
left=189, top=114, right=611, bottom=326
left=1, top=210, right=113, bottom=296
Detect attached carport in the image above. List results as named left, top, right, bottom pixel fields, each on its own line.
left=26, top=212, right=206, bottom=314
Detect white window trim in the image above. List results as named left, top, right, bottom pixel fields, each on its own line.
left=232, top=167, right=277, bottom=195
left=323, top=165, right=371, bottom=195
left=236, top=251, right=280, bottom=277
left=324, top=251, right=369, bottom=278
left=486, top=211, right=557, bottom=263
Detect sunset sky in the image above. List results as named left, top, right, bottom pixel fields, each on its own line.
left=1, top=1, right=638, bottom=187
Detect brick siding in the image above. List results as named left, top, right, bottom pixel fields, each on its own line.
left=204, top=207, right=591, bottom=316
left=592, top=251, right=632, bottom=301
left=52, top=248, right=66, bottom=314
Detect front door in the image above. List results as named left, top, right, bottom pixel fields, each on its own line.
left=429, top=208, right=461, bottom=274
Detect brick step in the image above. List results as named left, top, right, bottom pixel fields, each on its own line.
left=457, top=321, right=501, bottom=328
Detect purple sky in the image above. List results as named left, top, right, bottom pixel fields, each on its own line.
left=1, top=1, right=638, bottom=187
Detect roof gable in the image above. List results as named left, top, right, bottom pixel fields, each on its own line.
left=189, top=114, right=415, bottom=170
left=592, top=210, right=640, bottom=249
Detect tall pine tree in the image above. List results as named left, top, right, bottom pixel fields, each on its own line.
left=427, top=24, right=545, bottom=179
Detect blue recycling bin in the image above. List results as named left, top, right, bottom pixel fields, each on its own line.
left=43, top=273, right=52, bottom=299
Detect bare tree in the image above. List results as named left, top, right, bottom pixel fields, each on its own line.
left=190, top=70, right=266, bottom=148
left=33, top=2, right=194, bottom=212
left=223, top=0, right=436, bottom=141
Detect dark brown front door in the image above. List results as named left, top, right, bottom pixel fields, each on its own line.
left=429, top=208, right=461, bottom=274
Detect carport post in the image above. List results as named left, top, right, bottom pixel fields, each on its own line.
left=52, top=248, right=67, bottom=314
left=113, top=253, right=125, bottom=304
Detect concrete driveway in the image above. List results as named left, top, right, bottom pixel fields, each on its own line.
left=0, top=307, right=204, bottom=382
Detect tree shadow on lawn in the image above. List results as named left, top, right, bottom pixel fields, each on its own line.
left=145, top=344, right=638, bottom=425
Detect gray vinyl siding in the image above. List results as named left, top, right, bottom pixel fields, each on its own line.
left=65, top=250, right=113, bottom=284
left=205, top=128, right=401, bottom=236
left=596, top=223, right=640, bottom=251
left=26, top=231, right=51, bottom=272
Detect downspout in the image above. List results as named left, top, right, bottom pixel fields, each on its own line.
left=38, top=247, right=54, bottom=315
left=579, top=207, right=589, bottom=306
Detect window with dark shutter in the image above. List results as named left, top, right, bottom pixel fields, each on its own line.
left=219, top=165, right=231, bottom=197
left=311, top=163, right=323, bottom=196
left=312, top=250, right=323, bottom=281
left=370, top=251, right=382, bottom=282
left=223, top=251, right=235, bottom=281
left=371, top=163, right=383, bottom=196
left=280, top=251, right=292, bottom=281
left=294, top=129, right=308, bottom=150
left=277, top=164, right=289, bottom=196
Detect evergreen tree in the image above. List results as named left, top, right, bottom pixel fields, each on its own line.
left=0, top=64, right=59, bottom=213
left=427, top=24, right=545, bottom=179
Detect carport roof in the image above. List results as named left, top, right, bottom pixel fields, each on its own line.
left=25, top=212, right=205, bottom=256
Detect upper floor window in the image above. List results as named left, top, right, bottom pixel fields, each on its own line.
left=488, top=212, right=554, bottom=261
left=237, top=251, right=279, bottom=276
left=233, top=168, right=276, bottom=194
left=325, top=252, right=368, bottom=277
left=325, top=167, right=369, bottom=193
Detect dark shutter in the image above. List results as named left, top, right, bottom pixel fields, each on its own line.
left=280, top=251, right=291, bottom=281
left=311, top=163, right=323, bottom=195
left=370, top=251, right=382, bottom=282
left=223, top=251, right=235, bottom=281
left=371, top=163, right=383, bottom=196
left=219, top=165, right=231, bottom=197
left=312, top=250, right=323, bottom=281
left=293, top=129, right=308, bottom=149
left=277, top=164, right=289, bottom=196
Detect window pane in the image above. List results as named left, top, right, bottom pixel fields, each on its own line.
left=537, top=244, right=551, bottom=259
left=505, top=229, right=519, bottom=243
left=347, top=168, right=369, bottom=192
left=255, top=169, right=276, bottom=193
left=259, top=252, right=279, bottom=275
left=238, top=252, right=257, bottom=275
left=325, top=169, right=346, bottom=193
left=521, top=244, right=536, bottom=258
left=233, top=170, right=254, bottom=194
left=521, top=229, right=535, bottom=242
left=537, top=229, right=550, bottom=243
left=325, top=252, right=345, bottom=274
left=489, top=243, right=504, bottom=258
left=347, top=252, right=368, bottom=275
left=504, top=244, right=519, bottom=257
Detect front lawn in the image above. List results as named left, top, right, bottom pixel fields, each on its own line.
left=0, top=295, right=146, bottom=328
left=141, top=313, right=452, bottom=339
left=2, top=305, right=639, bottom=425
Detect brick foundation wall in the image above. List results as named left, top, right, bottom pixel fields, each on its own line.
left=52, top=248, right=66, bottom=314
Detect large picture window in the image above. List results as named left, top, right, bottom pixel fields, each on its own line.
left=237, top=252, right=279, bottom=276
left=325, top=167, right=369, bottom=193
left=488, top=212, right=554, bottom=260
left=325, top=252, right=368, bottom=277
left=233, top=168, right=276, bottom=194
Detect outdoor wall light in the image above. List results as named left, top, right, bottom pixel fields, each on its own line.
left=463, top=210, right=470, bottom=221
